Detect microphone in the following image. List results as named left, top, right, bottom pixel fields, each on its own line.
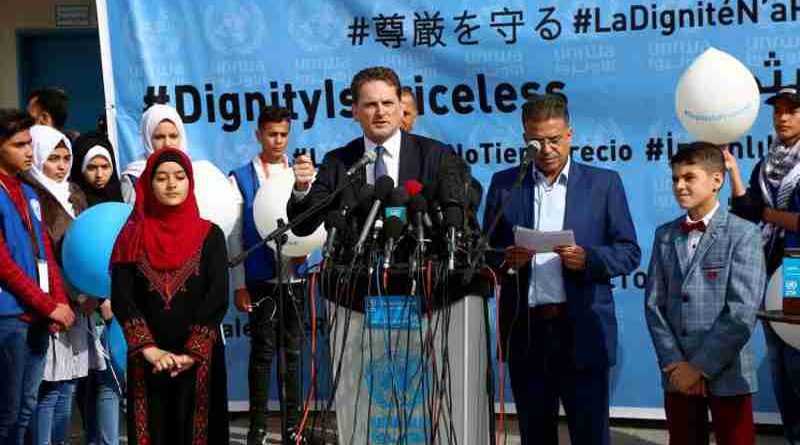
left=345, top=150, right=378, bottom=177
left=382, top=188, right=409, bottom=268
left=352, top=184, right=375, bottom=243
left=355, top=184, right=375, bottom=217
left=323, top=210, right=346, bottom=259
left=525, top=139, right=541, bottom=164
left=422, top=181, right=443, bottom=227
left=513, top=139, right=541, bottom=187
left=468, top=178, right=482, bottom=211
left=323, top=187, right=356, bottom=259
left=408, top=194, right=428, bottom=242
left=384, top=187, right=409, bottom=221
left=404, top=180, right=431, bottom=226
left=408, top=195, right=428, bottom=274
left=404, top=179, right=424, bottom=198
left=381, top=187, right=408, bottom=269
left=354, top=175, right=394, bottom=255
left=437, top=153, right=469, bottom=270
left=466, top=178, right=483, bottom=231
left=382, top=216, right=405, bottom=269
left=437, top=151, right=470, bottom=208
left=445, top=206, right=465, bottom=270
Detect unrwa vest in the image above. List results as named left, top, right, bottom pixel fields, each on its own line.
left=231, top=162, right=276, bottom=282
left=0, top=182, right=48, bottom=315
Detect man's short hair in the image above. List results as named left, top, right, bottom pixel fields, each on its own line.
left=257, top=105, right=292, bottom=129
left=351, top=67, right=401, bottom=103
left=521, top=94, right=570, bottom=125
left=0, top=109, right=34, bottom=144
left=401, top=86, right=415, bottom=98
left=669, top=141, right=726, bottom=174
left=27, top=87, right=69, bottom=128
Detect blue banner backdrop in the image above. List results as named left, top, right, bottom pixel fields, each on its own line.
left=101, top=0, right=800, bottom=419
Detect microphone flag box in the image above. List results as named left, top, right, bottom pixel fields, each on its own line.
left=384, top=206, right=406, bottom=222
left=363, top=295, right=426, bottom=443
left=366, top=295, right=420, bottom=329
left=783, top=249, right=800, bottom=314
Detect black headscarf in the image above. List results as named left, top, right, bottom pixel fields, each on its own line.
left=70, top=131, right=123, bottom=206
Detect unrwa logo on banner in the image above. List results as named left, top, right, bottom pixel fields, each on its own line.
left=204, top=2, right=265, bottom=55
left=123, top=12, right=182, bottom=58
left=288, top=2, right=346, bottom=52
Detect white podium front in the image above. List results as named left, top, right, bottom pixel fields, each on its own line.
left=328, top=294, right=490, bottom=444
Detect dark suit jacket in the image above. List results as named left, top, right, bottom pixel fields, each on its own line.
left=645, top=208, right=764, bottom=396
left=287, top=131, right=450, bottom=236
left=483, top=161, right=640, bottom=368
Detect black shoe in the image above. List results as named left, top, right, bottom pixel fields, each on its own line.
left=247, top=428, right=269, bottom=445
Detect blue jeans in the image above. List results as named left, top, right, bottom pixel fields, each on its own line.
left=77, top=367, right=121, bottom=444
left=0, top=316, right=48, bottom=445
left=32, top=380, right=77, bottom=445
left=765, top=323, right=800, bottom=443
left=77, top=322, right=122, bottom=445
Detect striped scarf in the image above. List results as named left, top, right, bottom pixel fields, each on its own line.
left=759, top=137, right=800, bottom=247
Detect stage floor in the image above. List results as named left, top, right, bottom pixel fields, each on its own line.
left=68, top=412, right=785, bottom=444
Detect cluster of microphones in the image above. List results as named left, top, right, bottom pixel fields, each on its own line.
left=322, top=152, right=482, bottom=273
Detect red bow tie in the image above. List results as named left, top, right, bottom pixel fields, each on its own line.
left=680, top=220, right=706, bottom=234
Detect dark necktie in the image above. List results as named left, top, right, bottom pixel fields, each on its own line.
left=374, top=145, right=387, bottom=179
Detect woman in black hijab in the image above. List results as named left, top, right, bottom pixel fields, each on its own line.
left=70, top=131, right=123, bottom=205
left=70, top=131, right=125, bottom=445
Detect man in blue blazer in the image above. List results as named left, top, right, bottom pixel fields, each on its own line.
left=483, top=94, right=640, bottom=445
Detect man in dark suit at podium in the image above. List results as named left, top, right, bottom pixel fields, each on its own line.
left=287, top=67, right=476, bottom=443
left=483, top=94, right=640, bottom=445
left=288, top=66, right=449, bottom=234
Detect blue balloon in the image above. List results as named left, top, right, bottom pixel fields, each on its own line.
left=107, top=317, right=127, bottom=377
left=62, top=202, right=132, bottom=297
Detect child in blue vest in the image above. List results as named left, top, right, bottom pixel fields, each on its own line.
left=228, top=106, right=311, bottom=445
left=0, top=109, right=73, bottom=445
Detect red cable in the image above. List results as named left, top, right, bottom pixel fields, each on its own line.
left=425, top=260, right=433, bottom=298
left=426, top=260, right=446, bottom=438
left=296, top=272, right=317, bottom=444
left=487, top=267, right=506, bottom=444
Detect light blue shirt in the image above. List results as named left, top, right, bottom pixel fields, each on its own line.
left=364, top=129, right=402, bottom=185
left=528, top=160, right=570, bottom=307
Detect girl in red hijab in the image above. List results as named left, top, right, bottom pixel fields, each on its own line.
left=110, top=148, right=229, bottom=445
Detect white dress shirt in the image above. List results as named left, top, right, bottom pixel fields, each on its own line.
left=685, top=202, right=719, bottom=262
left=291, top=128, right=402, bottom=200
left=528, top=160, right=571, bottom=307
left=364, top=129, right=402, bottom=185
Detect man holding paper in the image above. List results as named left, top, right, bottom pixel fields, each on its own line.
left=483, top=94, right=640, bottom=445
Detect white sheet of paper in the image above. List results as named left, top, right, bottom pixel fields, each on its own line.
left=513, top=226, right=575, bottom=253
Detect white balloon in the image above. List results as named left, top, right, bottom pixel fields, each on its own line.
left=766, top=266, right=800, bottom=350
left=192, top=160, right=238, bottom=237
left=675, top=47, right=760, bottom=145
left=252, top=169, right=326, bottom=257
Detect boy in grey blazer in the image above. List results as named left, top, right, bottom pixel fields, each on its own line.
left=645, top=142, right=766, bottom=445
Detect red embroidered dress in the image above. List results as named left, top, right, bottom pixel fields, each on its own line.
left=110, top=149, right=229, bottom=445
left=112, top=227, right=229, bottom=445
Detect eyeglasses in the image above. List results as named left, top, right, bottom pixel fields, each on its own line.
left=525, top=132, right=567, bottom=148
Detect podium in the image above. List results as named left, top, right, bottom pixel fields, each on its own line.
left=327, top=293, right=491, bottom=444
